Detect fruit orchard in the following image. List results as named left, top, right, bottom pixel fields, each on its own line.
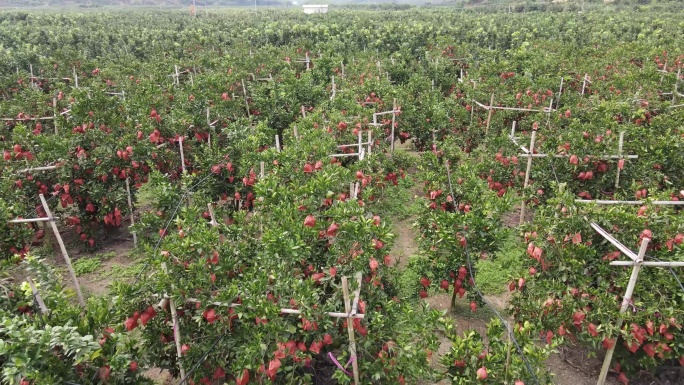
left=0, top=5, right=683, bottom=385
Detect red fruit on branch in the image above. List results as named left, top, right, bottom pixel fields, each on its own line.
left=476, top=366, right=488, bottom=380
left=369, top=258, right=379, bottom=272
left=470, top=302, right=478, bottom=312
left=129, top=361, right=138, bottom=371
left=440, top=280, right=449, bottom=290
left=181, top=344, right=191, bottom=355
left=419, top=290, right=428, bottom=299
left=304, top=215, right=316, bottom=228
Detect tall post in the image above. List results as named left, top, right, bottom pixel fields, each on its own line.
left=72, top=67, right=79, bottom=88
left=342, top=277, right=360, bottom=385
left=241, top=79, right=250, bottom=117
left=28, top=277, right=49, bottom=314
left=260, top=161, right=265, bottom=179
left=125, top=178, right=137, bottom=247
left=615, top=132, right=624, bottom=189
left=557, top=77, right=564, bottom=108
left=357, top=130, right=362, bottom=157
left=162, top=263, right=187, bottom=380
left=53, top=97, right=58, bottom=134
left=367, top=131, right=372, bottom=155
left=275, top=135, right=281, bottom=152
left=39, top=194, right=85, bottom=307
left=581, top=74, right=588, bottom=96
left=519, top=131, right=537, bottom=225
left=179, top=137, right=186, bottom=174
left=391, top=99, right=397, bottom=153
left=674, top=68, right=681, bottom=104
left=596, top=238, right=649, bottom=385
left=485, top=93, right=495, bottom=135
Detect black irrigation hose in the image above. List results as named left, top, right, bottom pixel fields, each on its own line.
left=178, top=333, right=227, bottom=385
left=444, top=160, right=541, bottom=385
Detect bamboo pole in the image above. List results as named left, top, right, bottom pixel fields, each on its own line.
left=241, top=79, right=250, bottom=117
left=162, top=263, right=187, bottom=381
left=615, top=132, right=624, bottom=189
left=27, top=277, right=49, bottom=314
left=179, top=137, right=186, bottom=174
left=39, top=194, right=85, bottom=307
left=596, top=238, right=649, bottom=385
left=342, top=276, right=360, bottom=385
left=125, top=178, right=137, bottom=247
left=519, top=131, right=536, bottom=225
left=485, top=93, right=494, bottom=135
left=53, top=97, right=58, bottom=134
left=391, top=99, right=397, bottom=153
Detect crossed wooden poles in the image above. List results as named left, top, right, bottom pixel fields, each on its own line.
left=590, top=223, right=684, bottom=385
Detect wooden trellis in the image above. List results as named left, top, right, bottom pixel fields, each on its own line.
left=8, top=194, right=85, bottom=307
left=590, top=223, right=684, bottom=385
left=513, top=124, right=638, bottom=224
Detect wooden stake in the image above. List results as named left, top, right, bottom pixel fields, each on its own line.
left=391, top=99, right=397, bottom=153
left=357, top=130, right=362, bottom=156
left=260, top=161, right=265, bottom=178
left=301, top=105, right=306, bottom=118
left=557, top=77, right=564, bottom=108
left=485, top=93, right=495, bottom=135
left=39, top=194, right=84, bottom=307
left=179, top=137, right=186, bottom=174
left=519, top=131, right=537, bottom=225
left=342, top=276, right=360, bottom=385
left=27, top=277, right=49, bottom=314
left=72, top=67, right=79, bottom=88
left=341, top=61, right=345, bottom=77
left=53, top=97, right=58, bottom=134
left=367, top=131, right=372, bottom=155
left=125, top=178, right=137, bottom=247
left=596, top=238, right=649, bottom=385
left=241, top=79, right=250, bottom=117
left=581, top=74, right=588, bottom=96
left=615, top=132, right=624, bottom=189
left=293, top=125, right=299, bottom=139
left=275, top=135, right=281, bottom=152
left=162, top=263, right=187, bottom=380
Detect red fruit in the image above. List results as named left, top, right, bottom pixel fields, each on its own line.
left=329, top=267, right=337, bottom=277
left=99, top=366, right=111, bottom=380
left=419, top=290, right=428, bottom=299
left=515, top=381, right=525, bottom=385
left=323, top=334, right=333, bottom=345
left=373, top=239, right=384, bottom=249
left=569, top=155, right=578, bottom=165
left=642, top=343, right=655, bottom=358
left=602, top=338, right=615, bottom=350
left=588, top=323, right=598, bottom=337
left=181, top=344, right=191, bottom=355
left=372, top=215, right=381, bottom=226
left=369, top=258, right=379, bottom=271
left=203, top=309, right=218, bottom=324
left=572, top=312, right=585, bottom=329
left=13, top=144, right=22, bottom=154
left=2, top=150, right=10, bottom=161
left=453, top=360, right=466, bottom=368
left=266, top=358, right=281, bottom=380
left=236, top=369, right=250, bottom=385
left=617, top=372, right=629, bottom=385
left=88, top=239, right=95, bottom=247
left=470, top=301, right=478, bottom=312
left=303, top=163, right=314, bottom=173
left=440, top=280, right=449, bottom=290
left=564, top=110, right=571, bottom=118
left=355, top=170, right=364, bottom=180
left=476, top=366, right=488, bottom=380
left=326, top=222, right=339, bottom=236
left=518, top=278, right=525, bottom=289
left=304, top=215, right=316, bottom=228
left=529, top=267, right=537, bottom=275
left=420, top=277, right=431, bottom=288
left=129, top=361, right=138, bottom=371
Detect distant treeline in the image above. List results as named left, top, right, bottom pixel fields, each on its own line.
left=1, top=0, right=683, bottom=9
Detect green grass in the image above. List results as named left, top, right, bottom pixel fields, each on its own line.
left=372, top=175, right=423, bottom=221
left=474, top=232, right=526, bottom=295
left=72, top=258, right=102, bottom=276
left=104, top=263, right=144, bottom=280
